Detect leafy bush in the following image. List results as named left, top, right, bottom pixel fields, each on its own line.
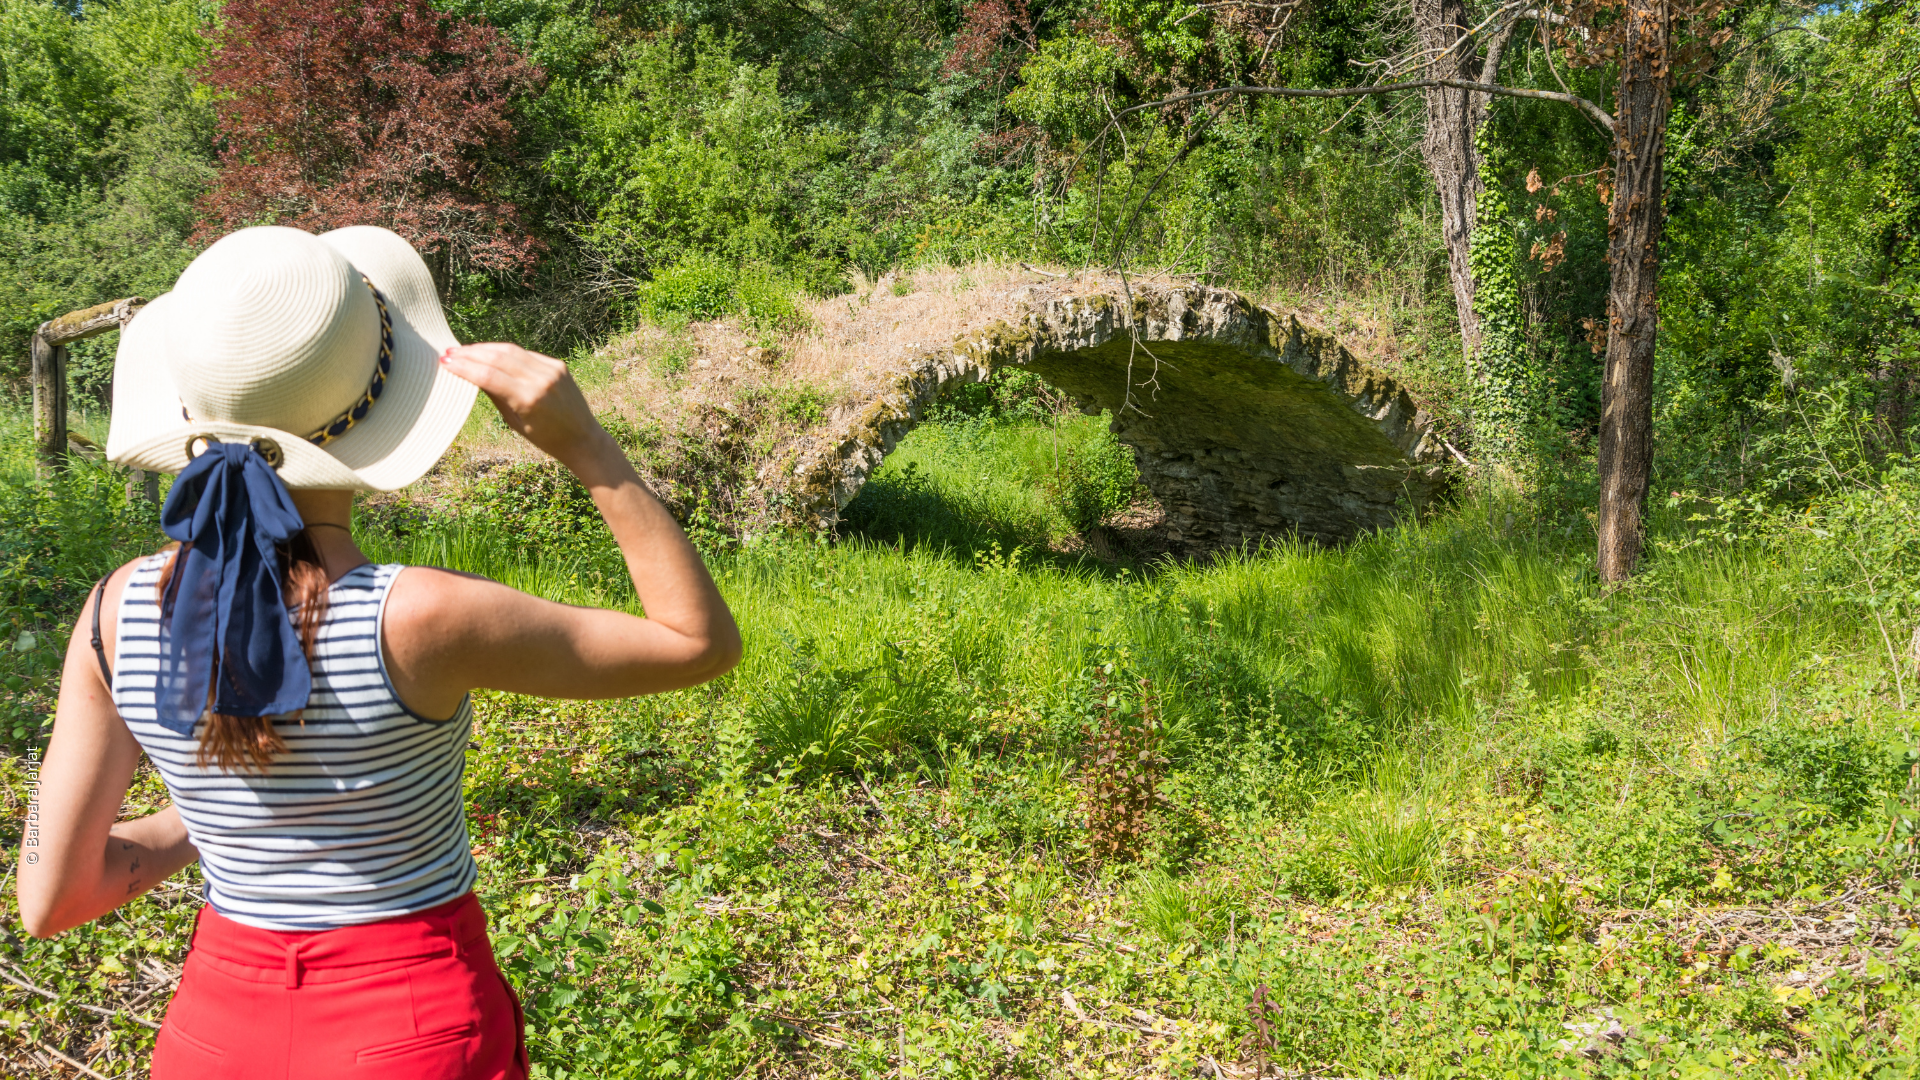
left=734, top=262, right=808, bottom=332
left=1044, top=427, right=1141, bottom=532
left=1755, top=721, right=1891, bottom=822
left=0, top=420, right=163, bottom=747
left=549, top=27, right=841, bottom=282
left=638, top=256, right=810, bottom=331
left=641, top=257, right=737, bottom=323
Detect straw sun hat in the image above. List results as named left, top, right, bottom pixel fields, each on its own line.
left=106, top=225, right=478, bottom=490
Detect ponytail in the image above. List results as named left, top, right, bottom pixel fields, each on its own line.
left=157, top=529, right=332, bottom=773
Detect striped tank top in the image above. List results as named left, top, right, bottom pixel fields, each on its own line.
left=112, top=554, right=477, bottom=931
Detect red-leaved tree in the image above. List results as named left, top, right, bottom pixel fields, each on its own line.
left=944, top=0, right=1036, bottom=86
left=198, top=0, right=544, bottom=280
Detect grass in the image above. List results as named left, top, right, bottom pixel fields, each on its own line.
left=6, top=402, right=1920, bottom=1077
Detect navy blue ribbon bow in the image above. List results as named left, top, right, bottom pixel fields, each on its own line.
left=154, top=440, right=311, bottom=737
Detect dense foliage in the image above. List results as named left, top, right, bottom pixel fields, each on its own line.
left=3, top=0, right=1915, bottom=493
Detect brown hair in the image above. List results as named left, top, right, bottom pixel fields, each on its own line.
left=156, top=530, right=333, bottom=773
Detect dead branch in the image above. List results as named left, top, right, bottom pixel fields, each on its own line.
left=1101, top=79, right=1615, bottom=133
left=1058, top=76, right=1614, bottom=197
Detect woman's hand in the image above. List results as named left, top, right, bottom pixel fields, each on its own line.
left=439, top=343, right=616, bottom=472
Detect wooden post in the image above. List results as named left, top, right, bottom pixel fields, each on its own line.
left=29, top=296, right=147, bottom=482
left=30, top=332, right=67, bottom=473
left=127, top=469, right=159, bottom=505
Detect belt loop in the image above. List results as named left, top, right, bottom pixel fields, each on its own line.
left=284, top=941, right=304, bottom=989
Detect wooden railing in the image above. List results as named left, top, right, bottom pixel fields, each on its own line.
left=29, top=297, right=148, bottom=494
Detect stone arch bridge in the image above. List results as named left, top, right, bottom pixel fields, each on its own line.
left=774, top=281, right=1449, bottom=548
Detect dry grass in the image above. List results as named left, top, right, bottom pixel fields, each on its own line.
left=783, top=263, right=1048, bottom=403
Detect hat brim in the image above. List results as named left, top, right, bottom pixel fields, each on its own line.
left=105, top=226, right=479, bottom=491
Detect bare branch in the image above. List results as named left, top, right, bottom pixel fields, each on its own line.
left=1094, top=79, right=1615, bottom=135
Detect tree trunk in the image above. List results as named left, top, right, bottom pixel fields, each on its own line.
left=1596, top=0, right=1671, bottom=583
left=1413, top=0, right=1485, bottom=356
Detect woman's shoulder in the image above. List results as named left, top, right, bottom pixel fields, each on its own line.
left=128, top=549, right=174, bottom=575
left=112, top=549, right=175, bottom=594
left=324, top=561, right=409, bottom=595
left=332, top=563, right=490, bottom=604
left=375, top=565, right=513, bottom=641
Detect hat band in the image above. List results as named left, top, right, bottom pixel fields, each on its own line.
left=306, top=277, right=395, bottom=447
left=174, top=276, right=396, bottom=447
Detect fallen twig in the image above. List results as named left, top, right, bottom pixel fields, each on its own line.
left=818, top=1005, right=897, bottom=1019
left=0, top=965, right=58, bottom=1001
left=1064, top=931, right=1140, bottom=954
left=744, top=1003, right=850, bottom=1049
left=850, top=848, right=910, bottom=880
left=2, top=960, right=168, bottom=1033
left=1057, top=993, right=1179, bottom=1037
left=36, top=1040, right=110, bottom=1080
left=70, top=999, right=161, bottom=1030
left=855, top=775, right=893, bottom=826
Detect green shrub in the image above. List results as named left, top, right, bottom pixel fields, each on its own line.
left=636, top=257, right=810, bottom=332
left=1127, top=868, right=1245, bottom=944
left=1044, top=427, right=1141, bottom=531
left=735, top=262, right=807, bottom=331
left=1754, top=721, right=1890, bottom=822
left=641, top=256, right=736, bottom=322
left=1275, top=844, right=1346, bottom=899
left=751, top=668, right=893, bottom=773
left=0, top=416, right=163, bottom=748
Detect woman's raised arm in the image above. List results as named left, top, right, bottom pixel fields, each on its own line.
left=380, top=344, right=742, bottom=718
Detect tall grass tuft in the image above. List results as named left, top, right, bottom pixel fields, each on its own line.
left=1331, top=762, right=1444, bottom=891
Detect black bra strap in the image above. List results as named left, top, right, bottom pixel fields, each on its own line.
left=89, top=574, right=113, bottom=687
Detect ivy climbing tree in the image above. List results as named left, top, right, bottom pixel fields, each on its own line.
left=1468, top=127, right=1531, bottom=462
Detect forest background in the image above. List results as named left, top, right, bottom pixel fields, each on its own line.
left=6, top=0, right=1920, bottom=513
left=8, top=0, right=1920, bottom=1075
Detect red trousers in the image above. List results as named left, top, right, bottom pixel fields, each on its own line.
left=150, top=893, right=528, bottom=1080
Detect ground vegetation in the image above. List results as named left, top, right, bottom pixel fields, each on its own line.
left=4, top=0, right=1920, bottom=1075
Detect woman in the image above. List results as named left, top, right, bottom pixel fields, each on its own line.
left=15, top=225, right=741, bottom=1078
